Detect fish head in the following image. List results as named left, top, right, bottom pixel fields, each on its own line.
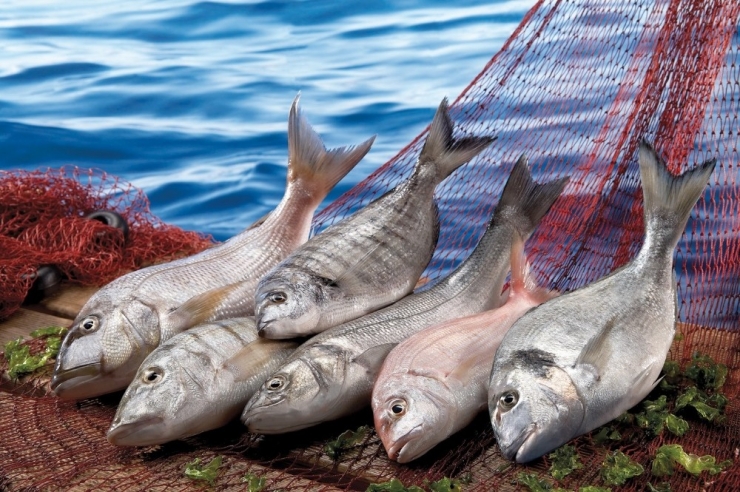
left=107, top=345, right=214, bottom=446
left=372, top=373, right=456, bottom=463
left=242, top=345, right=346, bottom=433
left=255, top=271, right=328, bottom=338
left=52, top=291, right=161, bottom=400
left=489, top=361, right=584, bottom=463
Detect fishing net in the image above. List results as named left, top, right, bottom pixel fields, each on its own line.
left=1, top=0, right=739, bottom=490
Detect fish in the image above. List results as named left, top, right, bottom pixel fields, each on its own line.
left=488, top=140, right=716, bottom=463
left=241, top=156, right=568, bottom=433
left=107, top=317, right=297, bottom=446
left=51, top=96, right=375, bottom=400
left=254, top=98, right=495, bottom=339
left=372, top=238, right=557, bottom=463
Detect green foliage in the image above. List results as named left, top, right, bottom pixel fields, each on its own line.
left=633, top=395, right=689, bottom=437
left=3, top=326, right=68, bottom=380
left=427, top=477, right=465, bottom=491
left=646, top=482, right=671, bottom=492
left=664, top=414, right=689, bottom=436
left=578, top=487, right=611, bottom=492
left=592, top=426, right=621, bottom=444
left=675, top=386, right=725, bottom=423
left=517, top=473, right=553, bottom=492
left=242, top=472, right=266, bottom=492
left=684, top=352, right=728, bottom=391
left=600, top=451, right=643, bottom=486
left=548, top=445, right=583, bottom=480
left=324, top=425, right=370, bottom=460
left=184, top=456, right=222, bottom=486
left=366, top=478, right=424, bottom=492
left=651, top=444, right=732, bottom=477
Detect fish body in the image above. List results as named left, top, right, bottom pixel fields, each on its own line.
left=107, top=317, right=297, bottom=446
left=241, top=156, right=568, bottom=433
left=489, top=141, right=716, bottom=463
left=372, top=240, right=557, bottom=463
left=254, top=98, right=496, bottom=339
left=52, top=96, right=374, bottom=399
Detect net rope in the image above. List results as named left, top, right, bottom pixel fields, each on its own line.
left=1, top=0, right=739, bottom=490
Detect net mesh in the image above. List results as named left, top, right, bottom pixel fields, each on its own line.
left=1, top=0, right=739, bottom=490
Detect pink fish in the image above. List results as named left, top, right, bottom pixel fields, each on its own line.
left=372, top=238, right=557, bottom=463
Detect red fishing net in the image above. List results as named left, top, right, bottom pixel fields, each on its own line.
left=0, top=166, right=214, bottom=319
left=1, top=0, right=739, bottom=490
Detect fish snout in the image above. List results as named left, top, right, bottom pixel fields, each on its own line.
left=50, top=362, right=103, bottom=399
left=385, top=424, right=423, bottom=463
left=107, top=414, right=164, bottom=446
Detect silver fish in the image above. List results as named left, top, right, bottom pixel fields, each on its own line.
left=489, top=141, right=716, bottom=463
left=241, top=156, right=568, bottom=433
left=254, top=98, right=495, bottom=339
left=52, top=96, right=374, bottom=400
left=107, top=317, right=297, bottom=446
left=372, top=239, right=557, bottom=463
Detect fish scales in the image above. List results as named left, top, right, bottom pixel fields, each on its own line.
left=241, top=156, right=568, bottom=433
left=52, top=96, right=374, bottom=400
left=254, top=98, right=494, bottom=339
left=489, top=140, right=716, bottom=463
left=107, top=317, right=297, bottom=446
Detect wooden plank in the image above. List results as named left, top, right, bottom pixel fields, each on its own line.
left=0, top=308, right=72, bottom=346
left=40, top=284, right=98, bottom=319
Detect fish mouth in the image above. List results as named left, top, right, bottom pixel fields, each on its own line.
left=387, top=425, right=422, bottom=463
left=50, top=363, right=103, bottom=393
left=242, top=401, right=325, bottom=434
left=107, top=416, right=165, bottom=446
left=498, top=423, right=536, bottom=461
left=256, top=319, right=272, bottom=337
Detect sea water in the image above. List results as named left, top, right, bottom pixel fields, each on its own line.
left=0, top=0, right=533, bottom=240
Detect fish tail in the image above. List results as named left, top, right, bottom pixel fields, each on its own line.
left=509, top=234, right=559, bottom=304
left=418, top=98, right=496, bottom=182
left=494, top=154, right=569, bottom=239
left=287, top=94, right=376, bottom=200
left=638, top=139, right=716, bottom=252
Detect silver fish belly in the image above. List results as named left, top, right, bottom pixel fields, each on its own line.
left=254, top=98, right=496, bottom=339
left=489, top=140, right=716, bottom=463
left=107, top=317, right=297, bottom=446
left=52, top=96, right=374, bottom=400
left=241, top=156, right=568, bottom=433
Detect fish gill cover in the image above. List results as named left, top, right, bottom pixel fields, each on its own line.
left=0, top=0, right=739, bottom=490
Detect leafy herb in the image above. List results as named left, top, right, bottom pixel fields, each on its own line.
left=600, top=451, right=643, bottom=486
left=651, top=444, right=732, bottom=477
left=548, top=445, right=583, bottom=480
left=428, top=477, right=465, bottom=491
left=592, top=426, right=621, bottom=444
left=646, top=482, right=671, bottom=492
left=324, top=425, right=370, bottom=460
left=184, top=456, right=222, bottom=486
left=675, top=386, right=725, bottom=423
left=30, top=326, right=68, bottom=338
left=517, top=473, right=553, bottom=492
left=3, top=326, right=68, bottom=380
left=366, top=478, right=423, bottom=492
left=242, top=472, right=266, bottom=492
left=684, top=353, right=727, bottom=390
left=664, top=414, right=689, bottom=436
left=578, top=487, right=611, bottom=492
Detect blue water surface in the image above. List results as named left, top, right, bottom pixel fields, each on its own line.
left=0, top=0, right=534, bottom=241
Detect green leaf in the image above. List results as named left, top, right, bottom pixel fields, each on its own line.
left=592, top=426, right=621, bottom=444
left=646, top=482, right=671, bottom=492
left=664, top=414, right=689, bottom=436
left=643, top=395, right=667, bottom=412
left=324, top=425, right=370, bottom=460
left=548, top=445, right=583, bottom=480
left=242, top=472, right=266, bottom=492
left=684, top=353, right=728, bottom=390
left=600, top=451, right=644, bottom=486
left=674, top=386, right=699, bottom=410
left=428, top=477, right=465, bottom=491
left=652, top=445, right=731, bottom=477
left=689, top=401, right=720, bottom=422
left=30, top=326, right=67, bottom=338
left=517, top=473, right=552, bottom=492
left=366, top=478, right=424, bottom=492
left=184, top=456, right=222, bottom=486
left=579, top=487, right=611, bottom=492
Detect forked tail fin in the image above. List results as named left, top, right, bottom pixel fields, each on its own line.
left=638, top=139, right=716, bottom=254
left=417, top=98, right=496, bottom=183
left=493, top=154, right=569, bottom=240
left=288, top=94, right=376, bottom=200
left=509, top=235, right=559, bottom=304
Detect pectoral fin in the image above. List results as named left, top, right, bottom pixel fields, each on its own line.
left=223, top=339, right=299, bottom=382
left=574, top=317, right=618, bottom=381
left=352, top=343, right=397, bottom=377
left=167, top=282, right=247, bottom=331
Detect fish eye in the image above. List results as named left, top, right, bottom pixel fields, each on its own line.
left=389, top=399, right=407, bottom=417
left=499, top=390, right=519, bottom=410
left=143, top=367, right=163, bottom=384
left=79, top=316, right=99, bottom=333
left=267, top=375, right=286, bottom=391
left=268, top=292, right=287, bottom=304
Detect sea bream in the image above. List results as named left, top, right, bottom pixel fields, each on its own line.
left=241, top=156, right=568, bottom=433
left=372, top=238, right=557, bottom=463
left=254, top=98, right=495, bottom=339
left=51, top=96, right=375, bottom=400
left=489, top=141, right=716, bottom=463
left=107, top=317, right=297, bottom=446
